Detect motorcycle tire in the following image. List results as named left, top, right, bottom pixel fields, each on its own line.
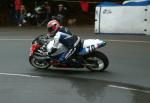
left=84, top=51, right=109, bottom=72
left=29, top=56, right=51, bottom=69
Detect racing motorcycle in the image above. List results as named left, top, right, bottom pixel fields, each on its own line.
left=29, top=35, right=109, bottom=72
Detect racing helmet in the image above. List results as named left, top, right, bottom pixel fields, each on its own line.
left=47, top=20, right=60, bottom=37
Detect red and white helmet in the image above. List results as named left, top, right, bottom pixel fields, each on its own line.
left=47, top=20, right=60, bottom=37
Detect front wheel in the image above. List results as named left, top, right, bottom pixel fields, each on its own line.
left=29, top=56, right=51, bottom=69
left=84, top=51, right=109, bottom=72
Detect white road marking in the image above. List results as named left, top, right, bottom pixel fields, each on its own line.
left=108, top=85, right=137, bottom=91
left=107, top=39, right=150, bottom=43
left=0, top=39, right=32, bottom=41
left=0, top=73, right=41, bottom=78
left=0, top=38, right=149, bottom=43
left=108, top=85, right=150, bottom=94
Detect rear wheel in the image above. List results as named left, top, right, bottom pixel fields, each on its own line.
left=84, top=51, right=109, bottom=72
left=29, top=56, right=50, bottom=69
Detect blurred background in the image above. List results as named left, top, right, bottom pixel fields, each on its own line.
left=0, top=0, right=124, bottom=26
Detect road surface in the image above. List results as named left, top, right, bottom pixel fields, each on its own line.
left=0, top=26, right=150, bottom=103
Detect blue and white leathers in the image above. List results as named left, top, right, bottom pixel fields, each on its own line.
left=47, top=26, right=82, bottom=62
left=47, top=39, right=106, bottom=57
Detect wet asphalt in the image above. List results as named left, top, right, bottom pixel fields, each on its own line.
left=0, top=26, right=150, bottom=103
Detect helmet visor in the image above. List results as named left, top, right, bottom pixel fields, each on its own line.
left=48, top=27, right=53, bottom=33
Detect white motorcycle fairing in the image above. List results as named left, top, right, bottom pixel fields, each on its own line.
left=46, top=39, right=106, bottom=56
left=78, top=39, right=106, bottom=55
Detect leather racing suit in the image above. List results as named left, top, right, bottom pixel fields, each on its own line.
left=48, top=26, right=82, bottom=63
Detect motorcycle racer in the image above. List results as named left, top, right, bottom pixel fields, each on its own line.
left=44, top=20, right=82, bottom=64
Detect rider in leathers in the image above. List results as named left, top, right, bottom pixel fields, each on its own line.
left=45, top=20, right=82, bottom=64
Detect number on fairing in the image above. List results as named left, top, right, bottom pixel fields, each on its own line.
left=87, top=45, right=95, bottom=52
